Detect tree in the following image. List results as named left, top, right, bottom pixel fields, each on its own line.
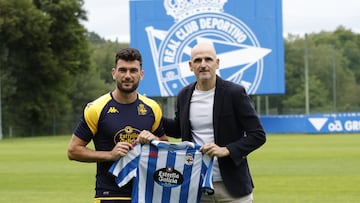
left=0, top=0, right=91, bottom=136
left=85, top=32, right=129, bottom=84
left=268, top=28, right=360, bottom=114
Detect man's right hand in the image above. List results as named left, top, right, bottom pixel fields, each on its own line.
left=110, top=142, right=134, bottom=160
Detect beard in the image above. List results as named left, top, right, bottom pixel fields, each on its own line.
left=116, top=80, right=139, bottom=93
left=198, top=71, right=212, bottom=81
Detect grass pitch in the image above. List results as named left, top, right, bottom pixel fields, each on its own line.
left=0, top=134, right=359, bottom=203
left=250, top=134, right=360, bottom=202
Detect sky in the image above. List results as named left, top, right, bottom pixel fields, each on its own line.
left=82, top=0, right=360, bottom=42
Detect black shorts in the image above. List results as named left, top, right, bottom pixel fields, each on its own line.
left=94, top=197, right=131, bottom=203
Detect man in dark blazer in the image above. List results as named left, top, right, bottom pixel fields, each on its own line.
left=163, top=42, right=266, bottom=203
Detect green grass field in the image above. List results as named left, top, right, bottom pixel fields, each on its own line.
left=0, top=134, right=359, bottom=203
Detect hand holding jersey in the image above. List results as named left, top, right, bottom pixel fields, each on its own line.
left=109, top=142, right=134, bottom=161
left=136, top=130, right=162, bottom=144
left=110, top=130, right=161, bottom=161
left=199, top=143, right=230, bottom=158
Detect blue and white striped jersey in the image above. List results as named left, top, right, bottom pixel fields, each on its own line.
left=109, top=140, right=214, bottom=203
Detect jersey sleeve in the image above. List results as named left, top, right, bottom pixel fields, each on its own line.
left=109, top=143, right=142, bottom=187
left=84, top=94, right=112, bottom=135
left=201, top=156, right=215, bottom=195
left=73, top=116, right=93, bottom=142
left=73, top=93, right=111, bottom=142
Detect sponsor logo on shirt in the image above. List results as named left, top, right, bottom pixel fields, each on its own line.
left=154, top=167, right=184, bottom=187
left=107, top=106, right=119, bottom=113
left=114, top=126, right=140, bottom=144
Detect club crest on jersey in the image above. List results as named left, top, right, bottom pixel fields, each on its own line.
left=114, top=126, right=140, bottom=144
left=184, top=153, right=194, bottom=165
left=154, top=167, right=184, bottom=187
left=137, top=104, right=147, bottom=115
left=146, top=0, right=271, bottom=96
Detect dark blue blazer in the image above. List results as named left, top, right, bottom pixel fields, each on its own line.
left=163, top=76, right=266, bottom=197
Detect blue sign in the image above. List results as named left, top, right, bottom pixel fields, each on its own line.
left=261, top=113, right=360, bottom=133
left=130, top=0, right=284, bottom=97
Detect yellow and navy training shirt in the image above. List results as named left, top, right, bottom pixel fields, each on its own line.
left=73, top=92, right=165, bottom=198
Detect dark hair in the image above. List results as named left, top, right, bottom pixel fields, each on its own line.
left=115, top=48, right=142, bottom=67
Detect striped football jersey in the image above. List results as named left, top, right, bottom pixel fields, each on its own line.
left=109, top=140, right=214, bottom=203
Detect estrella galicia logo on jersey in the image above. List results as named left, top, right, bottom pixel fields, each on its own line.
left=137, top=104, right=147, bottom=115
left=154, top=167, right=184, bottom=187
left=107, top=106, right=119, bottom=113
left=114, top=126, right=140, bottom=144
left=145, top=0, right=271, bottom=96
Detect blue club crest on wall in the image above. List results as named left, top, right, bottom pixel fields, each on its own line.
left=130, top=0, right=284, bottom=97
